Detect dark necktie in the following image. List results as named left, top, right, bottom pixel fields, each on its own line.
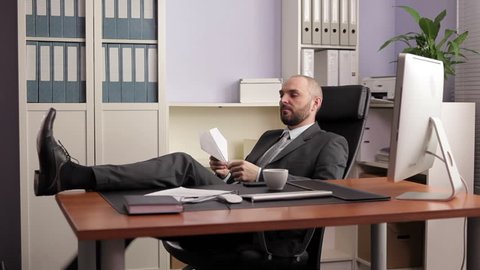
left=257, top=131, right=290, bottom=168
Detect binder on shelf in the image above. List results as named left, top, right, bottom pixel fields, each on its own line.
left=129, top=0, right=143, bottom=39
left=36, top=0, right=49, bottom=36
left=314, top=49, right=338, bottom=86
left=63, top=0, right=76, bottom=37
left=339, top=50, right=358, bottom=85
left=26, top=42, right=38, bottom=102
left=79, top=44, right=86, bottom=102
left=66, top=43, right=80, bottom=102
left=103, top=0, right=117, bottom=39
left=108, top=44, right=122, bottom=102
left=49, top=0, right=63, bottom=37
left=301, top=0, right=312, bottom=44
left=348, top=0, right=357, bottom=46
left=143, top=0, right=156, bottom=40
left=77, top=0, right=86, bottom=38
left=312, top=0, right=321, bottom=44
left=301, top=49, right=314, bottom=78
left=116, top=0, right=129, bottom=39
left=339, top=0, right=349, bottom=45
left=102, top=44, right=109, bottom=102
left=146, top=45, right=158, bottom=102
left=52, top=43, right=65, bottom=102
left=38, top=42, right=52, bottom=102
left=134, top=45, right=147, bottom=102
left=26, top=0, right=36, bottom=36
left=330, top=0, right=340, bottom=45
left=121, top=45, right=135, bottom=102
left=321, top=0, right=331, bottom=45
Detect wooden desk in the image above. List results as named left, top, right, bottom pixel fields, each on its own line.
left=56, top=177, right=480, bottom=270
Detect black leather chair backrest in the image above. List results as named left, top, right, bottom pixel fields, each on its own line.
left=316, top=85, right=371, bottom=179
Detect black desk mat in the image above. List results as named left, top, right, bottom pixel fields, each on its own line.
left=100, top=180, right=390, bottom=215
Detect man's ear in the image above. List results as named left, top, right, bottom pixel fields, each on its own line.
left=313, top=97, right=322, bottom=111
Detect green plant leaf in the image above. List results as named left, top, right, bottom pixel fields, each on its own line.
left=419, top=18, right=440, bottom=40
left=438, top=29, right=455, bottom=49
left=434, top=10, right=447, bottom=25
left=398, top=6, right=421, bottom=24
left=452, top=31, right=469, bottom=47
left=378, top=34, right=415, bottom=51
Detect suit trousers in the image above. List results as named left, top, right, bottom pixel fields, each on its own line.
left=91, top=152, right=224, bottom=191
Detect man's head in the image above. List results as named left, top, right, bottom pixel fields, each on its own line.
left=279, top=75, right=323, bottom=129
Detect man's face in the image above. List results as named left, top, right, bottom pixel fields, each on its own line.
left=279, top=77, right=319, bottom=128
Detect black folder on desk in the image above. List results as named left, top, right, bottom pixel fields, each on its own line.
left=100, top=180, right=390, bottom=215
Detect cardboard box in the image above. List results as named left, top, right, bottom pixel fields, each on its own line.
left=357, top=222, right=424, bottom=269
left=239, top=78, right=282, bottom=103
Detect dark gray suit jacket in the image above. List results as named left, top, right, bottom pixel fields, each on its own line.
left=246, top=123, right=348, bottom=181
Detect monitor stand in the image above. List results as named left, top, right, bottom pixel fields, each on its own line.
left=396, top=117, right=464, bottom=201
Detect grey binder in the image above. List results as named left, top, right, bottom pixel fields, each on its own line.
left=301, top=0, right=312, bottom=44
left=312, top=0, right=322, bottom=44
left=26, top=42, right=38, bottom=102
left=146, top=45, right=157, bottom=102
left=134, top=45, right=147, bottom=102
left=26, top=0, right=36, bottom=36
left=66, top=43, right=80, bottom=102
left=102, top=44, right=109, bottom=102
left=330, top=0, right=340, bottom=45
left=49, top=0, right=63, bottom=37
left=38, top=42, right=52, bottom=102
left=121, top=45, right=135, bottom=102
left=116, top=0, right=130, bottom=39
left=64, top=0, right=76, bottom=37
left=103, top=0, right=117, bottom=39
left=52, top=43, right=66, bottom=102
left=108, top=44, right=122, bottom=102
left=129, top=0, right=143, bottom=39
left=36, top=0, right=50, bottom=36
left=348, top=0, right=357, bottom=46
left=321, top=0, right=331, bottom=45
left=142, top=0, right=156, bottom=40
left=339, top=0, right=349, bottom=45
left=77, top=0, right=86, bottom=38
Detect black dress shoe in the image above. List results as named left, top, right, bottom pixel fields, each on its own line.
left=34, top=108, right=71, bottom=196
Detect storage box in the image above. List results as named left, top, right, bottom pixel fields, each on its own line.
left=357, top=222, right=424, bottom=269
left=239, top=78, right=283, bottom=103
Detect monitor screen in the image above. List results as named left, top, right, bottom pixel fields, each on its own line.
left=387, top=53, right=444, bottom=182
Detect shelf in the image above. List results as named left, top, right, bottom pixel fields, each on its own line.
left=169, top=102, right=279, bottom=108
left=301, top=44, right=356, bottom=50
left=26, top=37, right=86, bottom=43
left=102, top=39, right=158, bottom=44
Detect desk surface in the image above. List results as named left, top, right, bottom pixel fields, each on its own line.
left=56, top=177, right=480, bottom=241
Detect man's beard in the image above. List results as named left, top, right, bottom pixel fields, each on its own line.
left=280, top=103, right=311, bottom=126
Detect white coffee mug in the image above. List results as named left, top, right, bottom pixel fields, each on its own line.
left=262, top=169, right=288, bottom=191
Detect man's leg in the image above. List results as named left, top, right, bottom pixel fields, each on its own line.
left=35, top=107, right=223, bottom=196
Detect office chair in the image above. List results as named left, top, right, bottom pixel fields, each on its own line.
left=163, top=85, right=371, bottom=270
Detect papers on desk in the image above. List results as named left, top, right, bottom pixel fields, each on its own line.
left=146, top=187, right=232, bottom=203
left=199, top=128, right=228, bottom=162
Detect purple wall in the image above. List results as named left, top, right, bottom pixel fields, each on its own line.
left=166, top=0, right=281, bottom=103
left=165, top=0, right=456, bottom=103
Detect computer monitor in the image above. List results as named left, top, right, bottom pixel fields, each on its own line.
left=387, top=53, right=463, bottom=201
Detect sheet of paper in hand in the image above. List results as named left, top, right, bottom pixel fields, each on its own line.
left=199, top=127, right=228, bottom=162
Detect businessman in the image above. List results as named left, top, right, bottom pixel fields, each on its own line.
left=35, top=75, right=348, bottom=267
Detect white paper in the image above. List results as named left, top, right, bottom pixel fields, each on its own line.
left=199, top=128, right=228, bottom=162
left=145, top=187, right=232, bottom=202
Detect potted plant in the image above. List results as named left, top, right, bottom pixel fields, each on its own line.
left=379, top=6, right=477, bottom=79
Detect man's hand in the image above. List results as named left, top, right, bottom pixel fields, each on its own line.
left=209, top=156, right=229, bottom=178
left=228, top=160, right=260, bottom=182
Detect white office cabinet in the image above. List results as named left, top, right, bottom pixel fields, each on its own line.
left=18, top=0, right=167, bottom=269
